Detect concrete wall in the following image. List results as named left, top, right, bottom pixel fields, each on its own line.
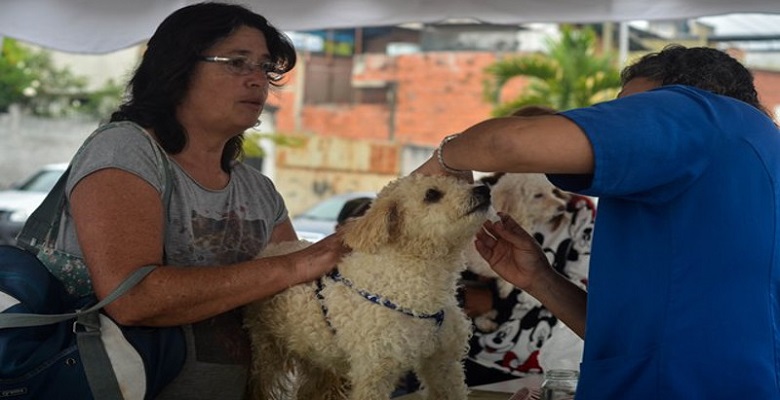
left=0, top=106, right=98, bottom=188
left=274, top=135, right=404, bottom=215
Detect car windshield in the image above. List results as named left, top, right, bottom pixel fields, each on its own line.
left=298, top=197, right=349, bottom=220
left=17, top=169, right=63, bottom=193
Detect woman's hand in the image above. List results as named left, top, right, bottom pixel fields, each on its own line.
left=474, top=212, right=551, bottom=291
left=289, top=232, right=350, bottom=284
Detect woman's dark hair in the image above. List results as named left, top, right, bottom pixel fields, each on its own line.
left=621, top=44, right=770, bottom=116
left=111, top=2, right=297, bottom=171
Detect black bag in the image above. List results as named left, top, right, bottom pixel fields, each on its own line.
left=0, top=128, right=185, bottom=399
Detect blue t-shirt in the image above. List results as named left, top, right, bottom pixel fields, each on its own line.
left=550, top=85, right=780, bottom=399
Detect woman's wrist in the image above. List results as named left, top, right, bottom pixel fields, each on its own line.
left=436, top=134, right=465, bottom=174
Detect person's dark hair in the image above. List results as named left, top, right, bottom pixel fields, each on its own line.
left=111, top=2, right=297, bottom=172
left=336, top=197, right=373, bottom=227
left=621, top=44, right=769, bottom=116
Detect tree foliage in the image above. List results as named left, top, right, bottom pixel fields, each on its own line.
left=0, top=38, right=122, bottom=118
left=484, top=25, right=622, bottom=116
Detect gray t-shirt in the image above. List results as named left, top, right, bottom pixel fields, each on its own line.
left=50, top=121, right=287, bottom=399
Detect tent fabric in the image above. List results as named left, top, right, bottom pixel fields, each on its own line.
left=1, top=0, right=780, bottom=54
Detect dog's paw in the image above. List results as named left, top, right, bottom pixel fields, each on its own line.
left=474, top=310, right=499, bottom=332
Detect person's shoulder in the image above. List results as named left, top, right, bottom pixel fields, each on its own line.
left=656, top=84, right=746, bottom=105
left=87, top=121, right=159, bottom=150
left=92, top=120, right=148, bottom=137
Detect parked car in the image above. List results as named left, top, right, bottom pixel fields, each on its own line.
left=0, top=163, right=68, bottom=246
left=291, top=191, right=376, bottom=242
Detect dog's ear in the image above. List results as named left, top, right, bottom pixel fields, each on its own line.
left=342, top=199, right=401, bottom=253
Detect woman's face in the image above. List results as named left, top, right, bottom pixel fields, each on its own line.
left=178, top=25, right=271, bottom=136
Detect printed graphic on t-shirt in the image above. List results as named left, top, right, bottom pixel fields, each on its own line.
left=168, top=210, right=268, bottom=266
left=176, top=210, right=267, bottom=365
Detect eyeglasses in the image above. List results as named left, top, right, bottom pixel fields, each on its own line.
left=200, top=55, right=277, bottom=77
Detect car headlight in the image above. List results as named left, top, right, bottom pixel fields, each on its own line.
left=8, top=210, right=29, bottom=223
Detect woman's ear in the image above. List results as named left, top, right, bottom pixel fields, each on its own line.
left=342, top=199, right=400, bottom=253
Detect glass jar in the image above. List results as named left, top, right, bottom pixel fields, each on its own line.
left=541, top=369, right=579, bottom=400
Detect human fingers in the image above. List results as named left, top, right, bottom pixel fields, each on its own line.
left=453, top=169, right=474, bottom=183
left=491, top=215, right=536, bottom=248
left=411, top=156, right=445, bottom=176
left=474, top=236, right=493, bottom=262
left=475, top=228, right=497, bottom=257
left=496, top=212, right=523, bottom=231
left=317, top=233, right=351, bottom=257
left=411, top=156, right=474, bottom=183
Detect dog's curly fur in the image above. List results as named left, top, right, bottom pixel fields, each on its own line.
left=244, top=175, right=491, bottom=400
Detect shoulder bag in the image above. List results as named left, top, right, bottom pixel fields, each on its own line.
left=0, top=129, right=185, bottom=400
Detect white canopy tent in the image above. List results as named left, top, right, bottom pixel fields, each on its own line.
left=1, top=0, right=780, bottom=54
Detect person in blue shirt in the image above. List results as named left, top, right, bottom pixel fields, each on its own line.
left=414, top=45, right=780, bottom=399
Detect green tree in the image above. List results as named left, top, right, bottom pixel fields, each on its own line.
left=0, top=38, right=38, bottom=112
left=242, top=131, right=306, bottom=159
left=0, top=38, right=122, bottom=118
left=484, top=25, right=622, bottom=116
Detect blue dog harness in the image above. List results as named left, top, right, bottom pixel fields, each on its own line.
left=315, top=270, right=445, bottom=332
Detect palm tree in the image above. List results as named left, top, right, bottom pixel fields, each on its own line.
left=484, top=25, right=622, bottom=116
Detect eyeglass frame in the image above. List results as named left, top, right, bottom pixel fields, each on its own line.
left=199, top=55, right=279, bottom=77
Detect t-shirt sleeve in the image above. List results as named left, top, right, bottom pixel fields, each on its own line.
left=549, top=85, right=717, bottom=203
left=65, top=121, right=167, bottom=200
left=234, top=164, right=289, bottom=227
left=263, top=174, right=288, bottom=226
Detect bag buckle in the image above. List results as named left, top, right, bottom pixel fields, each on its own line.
left=72, top=310, right=101, bottom=333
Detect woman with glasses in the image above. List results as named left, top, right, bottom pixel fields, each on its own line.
left=24, top=3, right=347, bottom=398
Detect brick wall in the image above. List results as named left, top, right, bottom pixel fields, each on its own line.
left=269, top=51, right=527, bottom=147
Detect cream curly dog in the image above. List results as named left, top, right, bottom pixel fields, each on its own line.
left=244, top=174, right=491, bottom=400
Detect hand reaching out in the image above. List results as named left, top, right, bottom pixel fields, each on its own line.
left=291, top=232, right=351, bottom=284
left=474, top=212, right=551, bottom=292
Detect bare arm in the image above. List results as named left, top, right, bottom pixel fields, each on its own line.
left=475, top=213, right=587, bottom=338
left=414, top=115, right=594, bottom=176
left=70, top=168, right=345, bottom=327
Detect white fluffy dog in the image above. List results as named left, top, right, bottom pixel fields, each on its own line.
left=244, top=174, right=491, bottom=400
left=463, top=173, right=568, bottom=331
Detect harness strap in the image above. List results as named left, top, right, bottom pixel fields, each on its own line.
left=315, top=270, right=445, bottom=334
left=315, top=276, right=336, bottom=333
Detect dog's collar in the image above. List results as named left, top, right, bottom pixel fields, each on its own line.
left=319, top=270, right=445, bottom=328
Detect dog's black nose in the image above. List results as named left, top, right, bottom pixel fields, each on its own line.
left=472, top=185, right=491, bottom=203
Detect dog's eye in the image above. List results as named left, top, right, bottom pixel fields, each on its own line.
left=424, top=188, right=443, bottom=203
left=534, top=193, right=544, bottom=199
